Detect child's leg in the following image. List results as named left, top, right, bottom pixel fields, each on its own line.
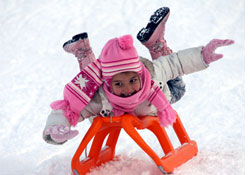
left=137, top=7, right=185, bottom=104
left=63, top=33, right=96, bottom=70
left=137, top=7, right=172, bottom=60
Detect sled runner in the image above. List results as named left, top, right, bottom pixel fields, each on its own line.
left=71, top=113, right=198, bottom=175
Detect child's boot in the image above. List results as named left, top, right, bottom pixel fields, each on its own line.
left=63, top=32, right=96, bottom=70
left=137, top=7, right=172, bottom=60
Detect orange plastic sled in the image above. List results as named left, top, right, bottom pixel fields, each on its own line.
left=71, top=113, right=198, bottom=175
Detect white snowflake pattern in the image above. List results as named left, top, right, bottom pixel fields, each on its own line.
left=89, top=91, right=93, bottom=96
left=74, top=74, right=89, bottom=89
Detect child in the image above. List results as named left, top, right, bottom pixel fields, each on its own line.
left=43, top=7, right=234, bottom=145
left=63, top=7, right=185, bottom=104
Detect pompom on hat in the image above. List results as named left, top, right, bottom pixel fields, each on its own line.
left=118, top=34, right=134, bottom=49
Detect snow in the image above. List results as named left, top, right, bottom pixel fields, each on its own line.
left=0, top=0, right=245, bottom=174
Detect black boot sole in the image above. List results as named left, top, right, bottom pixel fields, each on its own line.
left=63, top=32, right=88, bottom=48
left=137, top=7, right=170, bottom=43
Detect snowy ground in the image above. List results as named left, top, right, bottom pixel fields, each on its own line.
left=0, top=0, right=245, bottom=174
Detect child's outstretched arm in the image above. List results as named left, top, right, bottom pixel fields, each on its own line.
left=43, top=93, right=104, bottom=145
left=153, top=39, right=234, bottom=83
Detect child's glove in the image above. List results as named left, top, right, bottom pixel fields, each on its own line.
left=45, top=125, right=79, bottom=143
left=202, top=39, right=234, bottom=64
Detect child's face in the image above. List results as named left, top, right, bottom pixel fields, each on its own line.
left=111, top=72, right=141, bottom=97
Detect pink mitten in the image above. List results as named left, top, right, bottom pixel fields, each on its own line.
left=202, top=39, right=234, bottom=64
left=45, top=125, right=79, bottom=143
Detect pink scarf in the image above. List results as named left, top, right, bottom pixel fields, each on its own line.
left=103, top=63, right=176, bottom=126
left=103, top=63, right=151, bottom=116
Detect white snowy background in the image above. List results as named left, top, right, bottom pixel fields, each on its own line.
left=0, top=0, right=245, bottom=174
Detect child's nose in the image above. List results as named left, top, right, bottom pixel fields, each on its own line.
left=123, top=85, right=134, bottom=96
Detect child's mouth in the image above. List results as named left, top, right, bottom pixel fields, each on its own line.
left=120, top=91, right=138, bottom=97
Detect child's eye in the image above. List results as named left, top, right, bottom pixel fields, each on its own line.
left=130, top=78, right=138, bottom=83
left=114, top=82, right=122, bottom=87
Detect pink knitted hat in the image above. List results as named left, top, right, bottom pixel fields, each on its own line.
left=99, top=35, right=142, bottom=85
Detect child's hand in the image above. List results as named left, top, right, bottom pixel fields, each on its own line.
left=202, top=39, right=234, bottom=64
left=45, top=125, right=79, bottom=143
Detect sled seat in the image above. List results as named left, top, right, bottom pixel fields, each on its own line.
left=71, top=113, right=198, bottom=175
